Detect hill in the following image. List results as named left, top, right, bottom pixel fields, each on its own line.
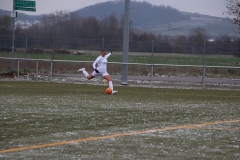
left=74, top=1, right=238, bottom=38
left=148, top=12, right=239, bottom=37
left=75, top=1, right=189, bottom=27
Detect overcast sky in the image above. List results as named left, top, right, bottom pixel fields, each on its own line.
left=0, top=0, right=227, bottom=18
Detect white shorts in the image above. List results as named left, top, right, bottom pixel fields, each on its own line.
left=92, top=70, right=109, bottom=77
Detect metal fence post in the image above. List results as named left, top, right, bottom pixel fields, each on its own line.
left=51, top=36, right=55, bottom=79
left=24, top=35, right=28, bottom=73
left=36, top=60, right=39, bottom=81
left=202, top=40, right=206, bottom=88
left=17, top=59, right=20, bottom=78
left=50, top=60, right=53, bottom=81
left=150, top=40, right=154, bottom=87
left=202, top=66, right=206, bottom=88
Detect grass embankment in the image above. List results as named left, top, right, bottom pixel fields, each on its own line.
left=1, top=51, right=239, bottom=66
left=1, top=51, right=240, bottom=77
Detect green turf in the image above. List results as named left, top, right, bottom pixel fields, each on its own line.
left=0, top=81, right=240, bottom=159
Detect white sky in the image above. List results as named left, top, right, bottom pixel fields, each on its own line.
left=0, top=0, right=227, bottom=18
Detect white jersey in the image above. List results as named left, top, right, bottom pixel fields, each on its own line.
left=92, top=53, right=111, bottom=77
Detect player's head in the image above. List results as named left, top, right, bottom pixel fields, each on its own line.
left=101, top=49, right=107, bottom=57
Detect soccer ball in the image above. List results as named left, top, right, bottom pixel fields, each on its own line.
left=105, top=88, right=112, bottom=94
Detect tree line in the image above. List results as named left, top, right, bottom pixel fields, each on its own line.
left=0, top=11, right=239, bottom=56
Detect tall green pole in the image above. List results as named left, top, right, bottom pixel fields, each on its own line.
left=11, top=0, right=16, bottom=71
left=121, top=0, right=130, bottom=85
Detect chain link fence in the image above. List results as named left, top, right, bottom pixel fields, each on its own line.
left=0, top=34, right=240, bottom=89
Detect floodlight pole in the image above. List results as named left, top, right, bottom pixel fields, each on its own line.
left=11, top=0, right=16, bottom=71
left=121, top=0, right=130, bottom=85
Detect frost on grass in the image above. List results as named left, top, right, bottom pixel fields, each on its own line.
left=0, top=82, right=239, bottom=159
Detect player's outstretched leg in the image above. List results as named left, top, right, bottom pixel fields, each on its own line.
left=78, top=68, right=89, bottom=77
left=78, top=68, right=95, bottom=80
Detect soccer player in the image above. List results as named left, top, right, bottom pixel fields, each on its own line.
left=78, top=49, right=118, bottom=94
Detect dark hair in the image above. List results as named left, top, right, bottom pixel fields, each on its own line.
left=101, top=49, right=106, bottom=53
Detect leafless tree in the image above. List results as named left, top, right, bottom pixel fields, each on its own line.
left=224, top=0, right=240, bottom=27
left=188, top=27, right=209, bottom=54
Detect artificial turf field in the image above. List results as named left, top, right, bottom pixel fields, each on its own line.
left=0, top=81, right=240, bottom=159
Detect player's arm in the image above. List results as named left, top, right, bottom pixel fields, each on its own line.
left=93, top=57, right=100, bottom=73
left=105, top=52, right=112, bottom=59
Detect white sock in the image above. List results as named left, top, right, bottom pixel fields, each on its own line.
left=109, top=81, right=113, bottom=90
left=83, top=70, right=89, bottom=77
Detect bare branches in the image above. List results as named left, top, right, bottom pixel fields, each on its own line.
left=224, top=0, right=240, bottom=26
